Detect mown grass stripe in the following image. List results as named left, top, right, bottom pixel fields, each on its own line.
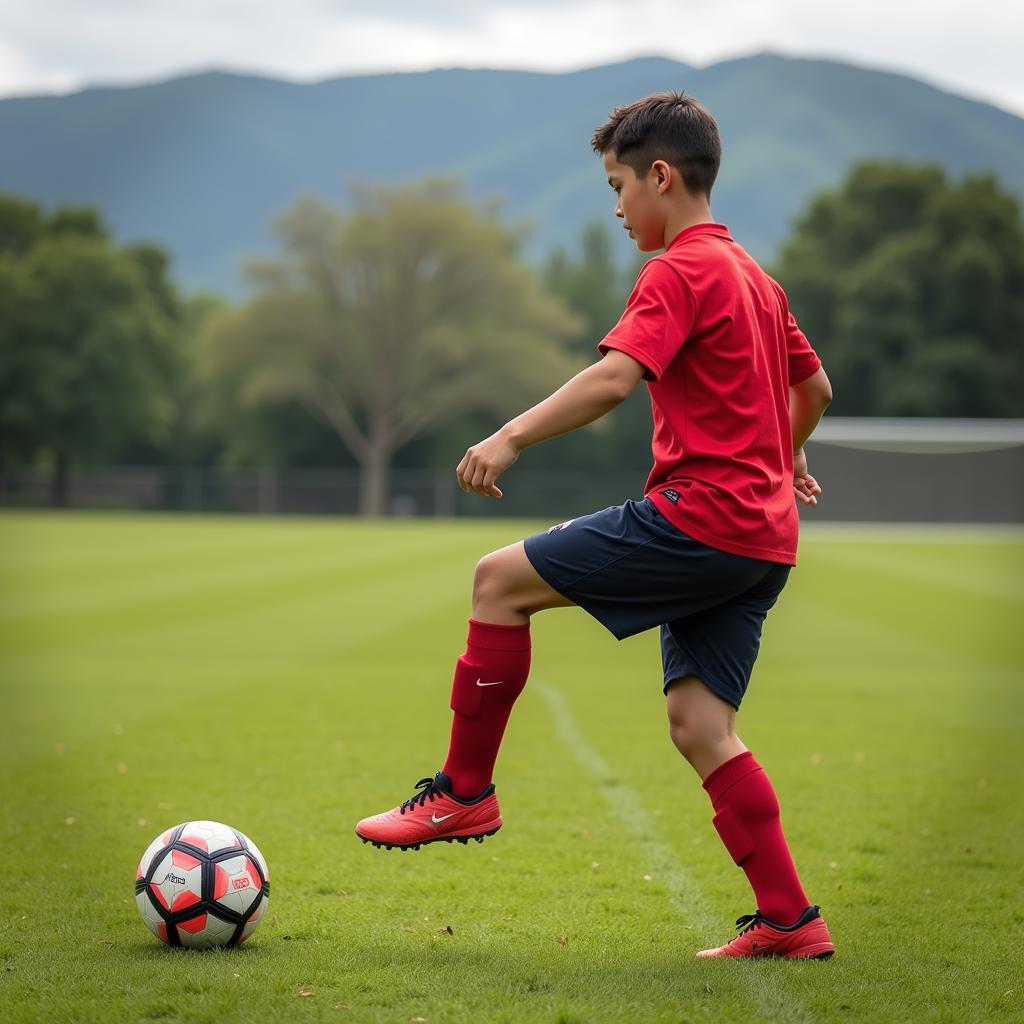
left=0, top=530, right=471, bottom=626
left=1, top=545, right=476, bottom=659
left=806, top=545, right=1024, bottom=606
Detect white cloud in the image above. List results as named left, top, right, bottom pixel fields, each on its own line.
left=0, top=0, right=1021, bottom=116
left=0, top=35, right=76, bottom=95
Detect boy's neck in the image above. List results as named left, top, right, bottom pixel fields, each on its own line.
left=662, top=199, right=715, bottom=250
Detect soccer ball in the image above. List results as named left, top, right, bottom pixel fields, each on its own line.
left=135, top=820, right=270, bottom=948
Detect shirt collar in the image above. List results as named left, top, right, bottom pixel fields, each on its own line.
left=665, top=222, right=732, bottom=250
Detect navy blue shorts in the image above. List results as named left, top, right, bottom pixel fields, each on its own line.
left=523, top=498, right=790, bottom=710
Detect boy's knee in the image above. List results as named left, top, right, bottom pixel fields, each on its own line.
left=472, top=552, right=508, bottom=605
left=473, top=551, right=529, bottom=615
left=668, top=718, right=707, bottom=762
left=472, top=544, right=568, bottom=620
left=667, top=705, right=728, bottom=763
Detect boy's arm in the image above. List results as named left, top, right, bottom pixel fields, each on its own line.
left=791, top=366, right=832, bottom=451
left=790, top=366, right=833, bottom=507
left=456, top=351, right=646, bottom=498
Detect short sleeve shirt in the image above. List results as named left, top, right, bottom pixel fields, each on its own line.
left=599, top=222, right=821, bottom=565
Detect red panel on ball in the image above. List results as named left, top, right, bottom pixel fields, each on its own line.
left=172, top=890, right=201, bottom=912
left=244, top=858, right=262, bottom=891
left=171, top=849, right=202, bottom=871
left=178, top=914, right=208, bottom=934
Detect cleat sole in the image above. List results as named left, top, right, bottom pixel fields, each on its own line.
left=355, top=824, right=501, bottom=852
left=785, top=942, right=836, bottom=960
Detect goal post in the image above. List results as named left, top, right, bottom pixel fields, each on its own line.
left=804, top=418, right=1024, bottom=524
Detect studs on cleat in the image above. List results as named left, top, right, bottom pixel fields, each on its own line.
left=359, top=827, right=500, bottom=851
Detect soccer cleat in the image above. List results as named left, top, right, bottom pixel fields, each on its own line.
left=355, top=772, right=502, bottom=851
left=696, top=904, right=835, bottom=959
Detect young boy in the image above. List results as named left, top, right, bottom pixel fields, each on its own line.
left=355, top=92, right=835, bottom=960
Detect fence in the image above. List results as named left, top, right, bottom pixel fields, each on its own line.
left=0, top=466, right=642, bottom=520
left=2, top=420, right=1022, bottom=523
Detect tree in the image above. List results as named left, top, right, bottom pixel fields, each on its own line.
left=0, top=193, right=45, bottom=256
left=0, top=194, right=182, bottom=503
left=772, top=162, right=1024, bottom=416
left=544, top=221, right=626, bottom=355
left=190, top=288, right=348, bottom=470
left=536, top=220, right=654, bottom=484
left=200, top=180, right=583, bottom=516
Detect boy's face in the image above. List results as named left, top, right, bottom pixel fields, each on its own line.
left=603, top=150, right=667, bottom=253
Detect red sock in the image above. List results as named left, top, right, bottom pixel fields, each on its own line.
left=441, top=619, right=531, bottom=799
left=702, top=750, right=810, bottom=925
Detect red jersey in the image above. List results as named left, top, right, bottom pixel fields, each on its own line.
left=599, top=222, right=821, bottom=565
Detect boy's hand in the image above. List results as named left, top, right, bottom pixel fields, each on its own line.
left=457, top=427, right=521, bottom=498
left=793, top=448, right=822, bottom=507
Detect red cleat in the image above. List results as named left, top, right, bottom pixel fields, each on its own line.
left=355, top=772, right=502, bottom=851
left=697, top=905, right=835, bottom=959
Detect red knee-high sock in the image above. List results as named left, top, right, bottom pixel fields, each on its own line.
left=702, top=750, right=810, bottom=925
left=442, top=618, right=531, bottom=799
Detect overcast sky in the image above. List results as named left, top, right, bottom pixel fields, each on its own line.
left=2, top=0, right=1022, bottom=116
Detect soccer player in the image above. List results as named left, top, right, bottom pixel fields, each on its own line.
left=356, top=92, right=836, bottom=960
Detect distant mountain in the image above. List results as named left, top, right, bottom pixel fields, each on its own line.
left=2, top=53, right=1023, bottom=297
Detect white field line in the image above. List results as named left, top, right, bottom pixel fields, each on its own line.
left=537, top=682, right=818, bottom=1024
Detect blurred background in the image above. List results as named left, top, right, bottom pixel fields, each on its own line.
left=1, top=0, right=1022, bottom=524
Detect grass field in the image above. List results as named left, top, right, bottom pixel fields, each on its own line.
left=1, top=511, right=1022, bottom=1024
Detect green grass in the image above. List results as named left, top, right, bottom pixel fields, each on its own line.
left=1, top=511, right=1022, bottom=1024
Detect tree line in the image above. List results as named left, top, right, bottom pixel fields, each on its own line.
left=1, top=162, right=1022, bottom=512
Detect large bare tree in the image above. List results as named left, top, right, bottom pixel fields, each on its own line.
left=200, top=180, right=582, bottom=515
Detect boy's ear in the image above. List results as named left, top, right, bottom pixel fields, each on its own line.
left=651, top=159, right=673, bottom=194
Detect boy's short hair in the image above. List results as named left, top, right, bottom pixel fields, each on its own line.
left=592, top=91, right=721, bottom=198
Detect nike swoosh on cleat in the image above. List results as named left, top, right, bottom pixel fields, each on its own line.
left=475, top=678, right=504, bottom=687
left=430, top=813, right=457, bottom=824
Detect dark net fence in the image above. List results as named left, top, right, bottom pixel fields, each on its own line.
left=801, top=419, right=1024, bottom=524
left=2, top=420, right=1022, bottom=524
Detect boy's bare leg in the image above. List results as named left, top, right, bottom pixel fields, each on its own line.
left=665, top=676, right=748, bottom=779
left=667, top=675, right=815, bottom=934
left=470, top=541, right=576, bottom=623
